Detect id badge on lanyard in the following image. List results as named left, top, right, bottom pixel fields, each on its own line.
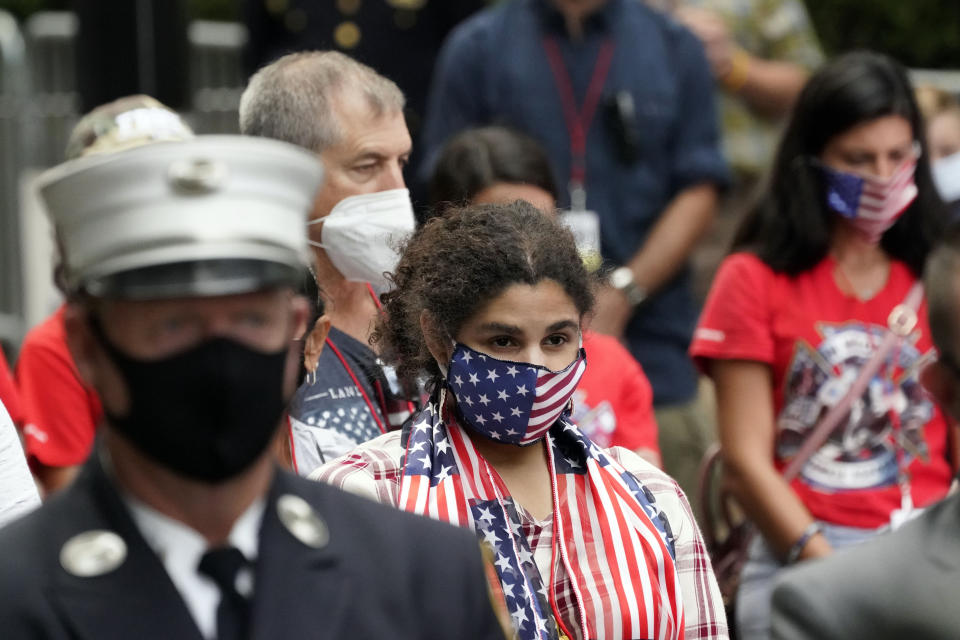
left=561, top=184, right=603, bottom=273
left=542, top=37, right=614, bottom=274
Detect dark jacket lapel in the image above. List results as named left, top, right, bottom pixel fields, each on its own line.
left=251, top=471, right=352, bottom=640
left=50, top=457, right=205, bottom=640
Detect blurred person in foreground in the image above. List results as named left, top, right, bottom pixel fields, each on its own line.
left=16, top=95, right=195, bottom=494
left=770, top=223, right=960, bottom=639
left=690, top=51, right=954, bottom=639
left=420, top=0, right=729, bottom=518
left=240, top=51, right=419, bottom=477
left=0, top=136, right=504, bottom=639
left=917, top=86, right=960, bottom=217
left=314, top=201, right=727, bottom=640
left=427, top=125, right=662, bottom=467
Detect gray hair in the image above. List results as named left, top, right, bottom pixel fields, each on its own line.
left=925, top=225, right=960, bottom=356
left=239, top=51, right=405, bottom=153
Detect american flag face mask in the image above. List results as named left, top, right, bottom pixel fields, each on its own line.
left=445, top=342, right=587, bottom=446
left=818, top=148, right=919, bottom=244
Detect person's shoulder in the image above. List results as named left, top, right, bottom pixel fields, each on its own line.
left=718, top=251, right=775, bottom=276
left=618, top=0, right=699, bottom=46
left=281, top=468, right=482, bottom=565
left=607, top=445, right=684, bottom=499
left=709, top=251, right=779, bottom=296
left=772, top=494, right=960, bottom=638
left=312, top=429, right=404, bottom=476
left=443, top=0, right=514, bottom=48
left=18, top=306, right=69, bottom=360
left=309, top=430, right=404, bottom=504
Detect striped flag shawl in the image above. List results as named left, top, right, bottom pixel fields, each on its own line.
left=398, top=399, right=685, bottom=640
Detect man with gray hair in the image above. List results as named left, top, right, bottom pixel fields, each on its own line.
left=770, top=224, right=960, bottom=639
left=241, top=51, right=418, bottom=477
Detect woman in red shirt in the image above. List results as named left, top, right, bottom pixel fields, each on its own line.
left=691, top=51, right=954, bottom=639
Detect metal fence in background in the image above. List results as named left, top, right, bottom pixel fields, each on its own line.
left=0, top=9, right=27, bottom=350
left=188, top=19, right=247, bottom=135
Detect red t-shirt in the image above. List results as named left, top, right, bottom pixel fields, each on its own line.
left=0, top=348, right=21, bottom=426
left=16, top=305, right=103, bottom=468
left=575, top=331, right=660, bottom=455
left=691, top=252, right=952, bottom=528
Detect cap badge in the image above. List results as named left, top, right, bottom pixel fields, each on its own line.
left=60, top=530, right=128, bottom=577
left=277, top=494, right=329, bottom=549
left=167, top=157, right=229, bottom=194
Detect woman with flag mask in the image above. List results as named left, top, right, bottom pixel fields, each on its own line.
left=691, top=51, right=954, bottom=639
left=313, top=200, right=727, bottom=640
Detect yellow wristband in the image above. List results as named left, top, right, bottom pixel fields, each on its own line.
left=721, top=48, right=751, bottom=93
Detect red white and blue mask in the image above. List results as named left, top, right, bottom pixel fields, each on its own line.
left=445, top=342, right=587, bottom=446
left=818, top=151, right=919, bottom=244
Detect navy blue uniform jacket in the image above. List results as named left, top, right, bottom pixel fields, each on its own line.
left=0, top=456, right=505, bottom=640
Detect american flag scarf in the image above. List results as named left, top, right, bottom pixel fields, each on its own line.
left=820, top=153, right=918, bottom=243
left=399, top=399, right=684, bottom=640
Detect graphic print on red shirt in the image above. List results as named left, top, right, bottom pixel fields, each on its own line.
left=691, top=252, right=951, bottom=528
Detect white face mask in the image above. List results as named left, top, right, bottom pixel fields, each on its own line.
left=933, top=150, right=960, bottom=203
left=308, top=188, right=416, bottom=293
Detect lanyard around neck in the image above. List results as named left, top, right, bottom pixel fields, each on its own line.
left=541, top=36, right=616, bottom=189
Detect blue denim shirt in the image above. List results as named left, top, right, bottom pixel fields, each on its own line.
left=421, top=0, right=729, bottom=405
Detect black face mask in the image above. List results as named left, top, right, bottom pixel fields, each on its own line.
left=90, top=316, right=292, bottom=483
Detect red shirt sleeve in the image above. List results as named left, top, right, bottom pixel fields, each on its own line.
left=691, top=252, right=776, bottom=371
left=0, top=349, right=22, bottom=426
left=15, top=312, right=101, bottom=468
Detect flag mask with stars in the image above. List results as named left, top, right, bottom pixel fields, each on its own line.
left=817, top=150, right=919, bottom=243
left=445, top=342, right=587, bottom=446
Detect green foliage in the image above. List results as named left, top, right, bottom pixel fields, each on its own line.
left=805, top=0, right=960, bottom=69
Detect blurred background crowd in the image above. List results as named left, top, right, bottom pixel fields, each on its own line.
left=0, top=1, right=958, bottom=638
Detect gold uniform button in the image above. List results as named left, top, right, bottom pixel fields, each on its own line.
left=60, top=530, right=128, bottom=578
left=334, top=21, right=361, bottom=49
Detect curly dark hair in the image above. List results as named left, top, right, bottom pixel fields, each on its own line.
left=374, top=200, right=595, bottom=383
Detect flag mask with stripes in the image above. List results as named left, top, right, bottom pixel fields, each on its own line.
left=819, top=151, right=919, bottom=244
left=445, top=343, right=586, bottom=446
